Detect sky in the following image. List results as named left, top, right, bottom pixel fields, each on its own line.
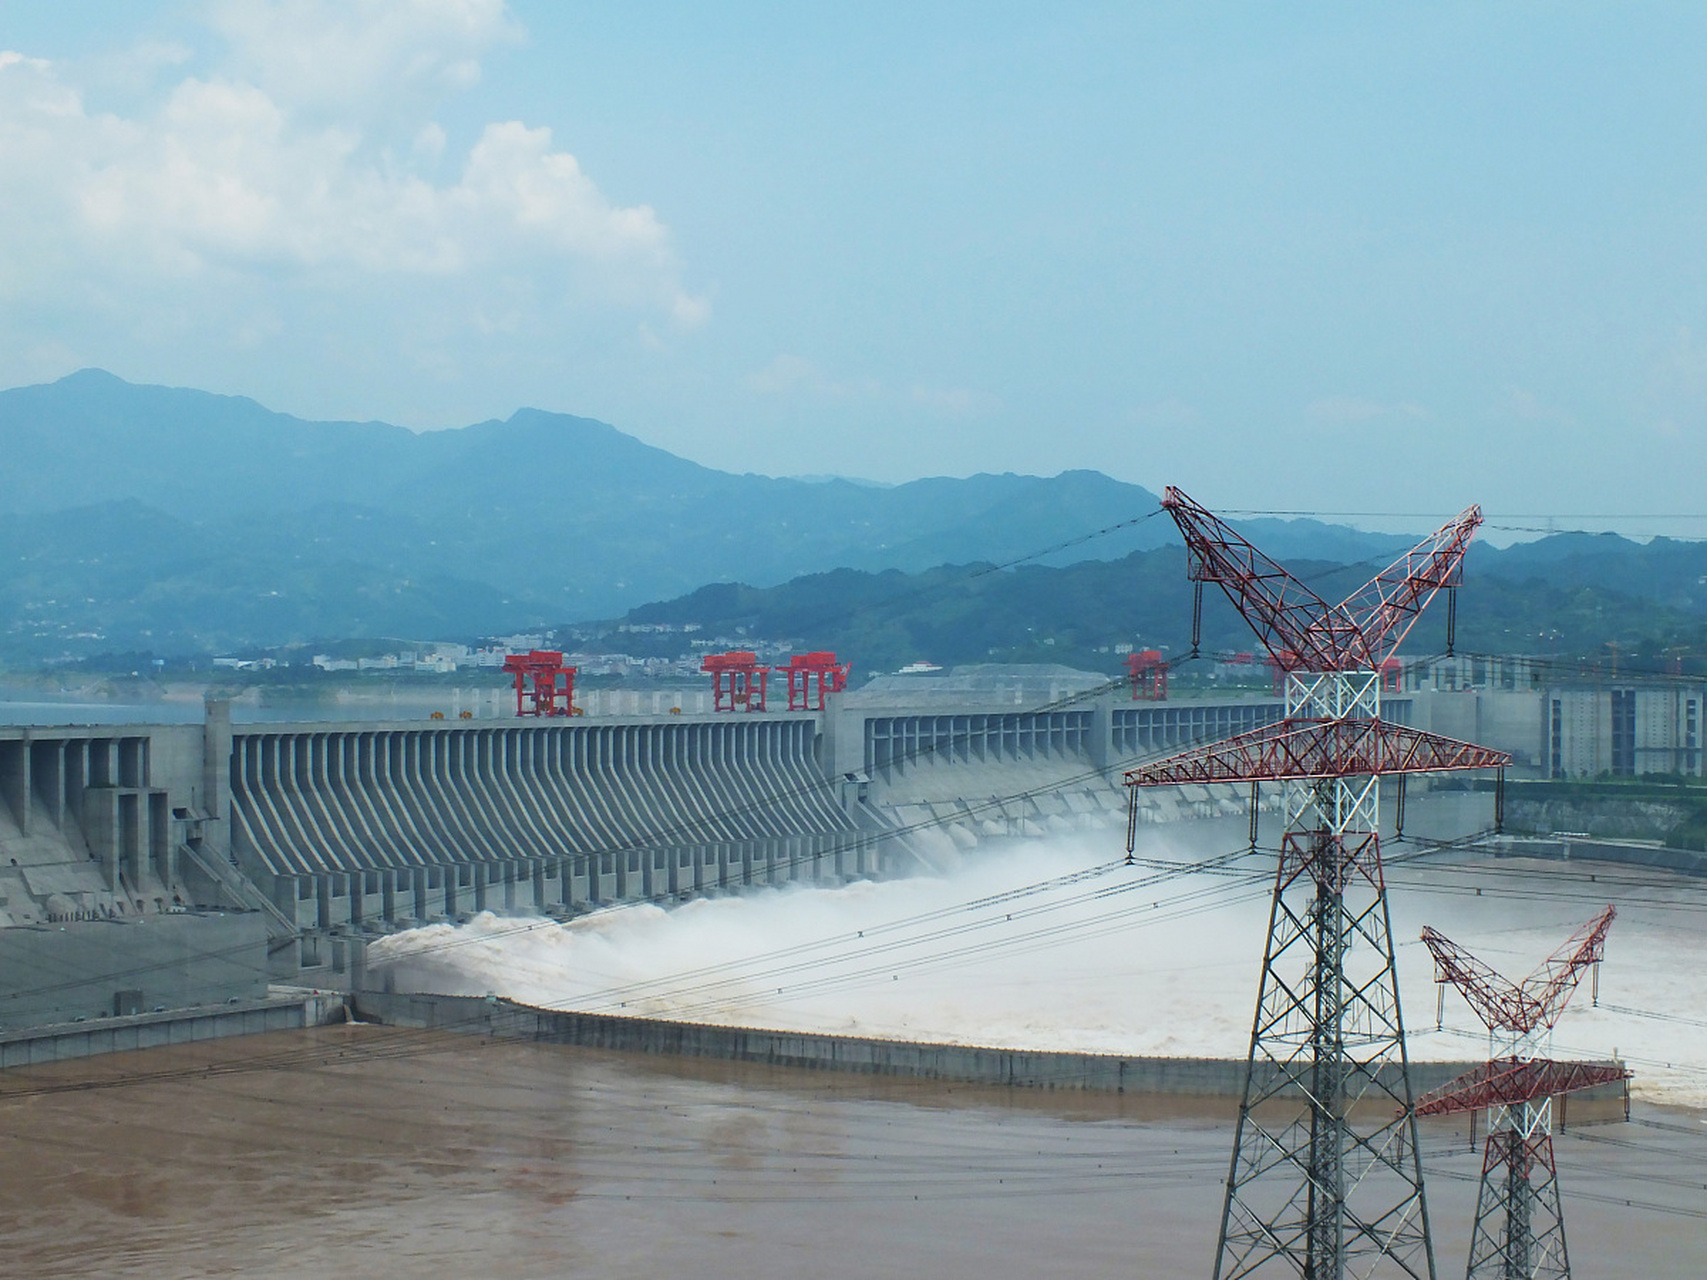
left=2, top=2, right=1706, bottom=531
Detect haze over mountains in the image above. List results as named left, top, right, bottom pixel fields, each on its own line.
left=0, top=370, right=1395, bottom=659
left=0, top=369, right=1702, bottom=665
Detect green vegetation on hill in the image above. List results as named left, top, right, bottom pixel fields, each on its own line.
left=619, top=547, right=1707, bottom=679
left=0, top=371, right=1179, bottom=655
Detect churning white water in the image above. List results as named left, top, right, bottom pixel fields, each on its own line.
left=368, top=839, right=1707, bottom=1107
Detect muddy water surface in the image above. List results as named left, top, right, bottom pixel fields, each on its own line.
left=0, top=1027, right=1700, bottom=1278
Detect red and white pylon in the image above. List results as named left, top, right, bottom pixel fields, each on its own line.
left=1127, top=488, right=1511, bottom=1280
left=1415, top=907, right=1628, bottom=1280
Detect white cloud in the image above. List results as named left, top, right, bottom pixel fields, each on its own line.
left=1646, top=326, right=1707, bottom=435
left=747, top=357, right=994, bottom=418
left=747, top=354, right=881, bottom=399
left=412, top=121, right=447, bottom=161
left=1304, top=395, right=1427, bottom=425
left=1502, top=388, right=1558, bottom=423
left=0, top=3, right=706, bottom=389
left=671, top=292, right=712, bottom=330
left=909, top=384, right=1001, bottom=417
left=748, top=353, right=821, bottom=394
left=208, top=0, right=520, bottom=120
left=76, top=40, right=195, bottom=98
left=1127, top=397, right=1202, bottom=430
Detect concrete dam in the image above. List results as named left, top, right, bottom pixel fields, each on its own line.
left=0, top=668, right=1451, bottom=1030
left=230, top=713, right=864, bottom=932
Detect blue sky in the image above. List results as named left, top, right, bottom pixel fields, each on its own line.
left=2, top=2, right=1705, bottom=533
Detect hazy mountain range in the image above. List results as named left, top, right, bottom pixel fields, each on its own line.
left=0, top=369, right=1702, bottom=663
left=0, top=369, right=1398, bottom=659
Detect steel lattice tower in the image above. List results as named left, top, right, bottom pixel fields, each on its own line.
left=1415, top=908, right=1628, bottom=1280
left=1126, top=489, right=1510, bottom=1280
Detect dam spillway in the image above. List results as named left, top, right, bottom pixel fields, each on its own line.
left=229, top=715, right=865, bottom=932
left=0, top=670, right=1378, bottom=1014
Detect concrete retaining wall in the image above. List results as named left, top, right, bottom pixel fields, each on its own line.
left=1498, top=834, right=1707, bottom=876
left=0, top=911, right=269, bottom=1031
left=353, top=989, right=1507, bottom=1098
left=0, top=989, right=346, bottom=1068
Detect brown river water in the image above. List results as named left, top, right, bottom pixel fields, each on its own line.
left=0, top=1026, right=1701, bottom=1278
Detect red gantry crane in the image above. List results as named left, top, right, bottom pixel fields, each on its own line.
left=1416, top=907, right=1627, bottom=1280
left=1126, top=649, right=1168, bottom=700
left=780, top=652, right=850, bottom=711
left=702, top=651, right=769, bottom=712
left=1125, top=488, right=1511, bottom=1280
left=502, top=650, right=577, bottom=717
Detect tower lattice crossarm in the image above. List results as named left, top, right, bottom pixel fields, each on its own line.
left=1422, top=906, right=1615, bottom=1050
left=1160, top=486, right=1481, bottom=672
left=1520, top=905, right=1615, bottom=1029
left=1415, top=1058, right=1632, bottom=1122
left=1126, top=719, right=1510, bottom=788
left=1127, top=720, right=1510, bottom=898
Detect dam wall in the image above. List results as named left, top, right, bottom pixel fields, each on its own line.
left=0, top=911, right=268, bottom=1030
left=0, top=722, right=210, bottom=925
left=822, top=688, right=1301, bottom=855
left=0, top=679, right=1468, bottom=1000
left=229, top=715, right=868, bottom=944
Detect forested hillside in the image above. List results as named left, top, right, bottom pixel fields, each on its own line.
left=617, top=545, right=1707, bottom=678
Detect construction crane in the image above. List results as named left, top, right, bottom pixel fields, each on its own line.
left=1126, top=649, right=1168, bottom=700
left=779, top=652, right=851, bottom=711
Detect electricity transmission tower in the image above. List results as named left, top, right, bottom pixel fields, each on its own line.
left=1125, top=488, right=1510, bottom=1280
left=1416, top=907, right=1628, bottom=1280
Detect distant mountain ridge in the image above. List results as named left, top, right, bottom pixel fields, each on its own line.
left=0, top=368, right=1648, bottom=660
left=619, top=543, right=1707, bottom=678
